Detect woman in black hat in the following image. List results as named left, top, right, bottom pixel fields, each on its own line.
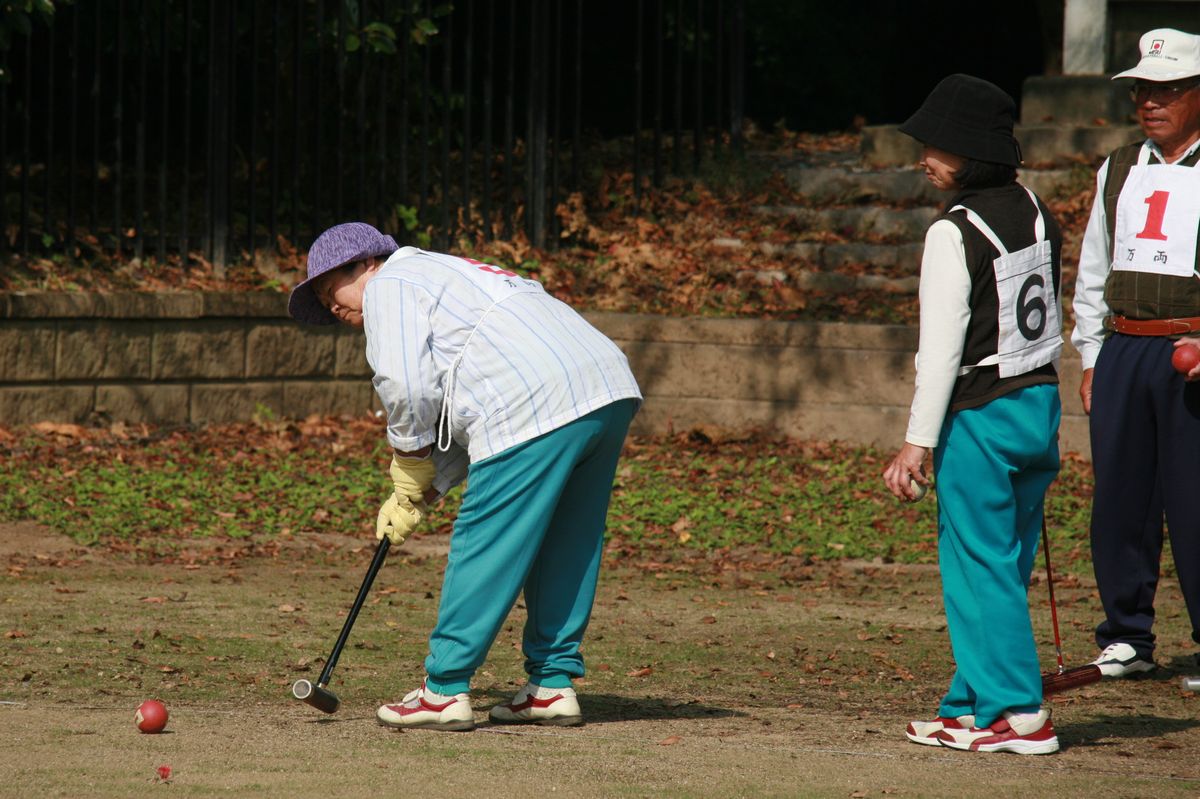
left=881, top=74, right=1065, bottom=755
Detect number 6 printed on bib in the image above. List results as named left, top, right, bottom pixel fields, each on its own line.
left=993, top=239, right=1061, bottom=377
left=950, top=188, right=1062, bottom=379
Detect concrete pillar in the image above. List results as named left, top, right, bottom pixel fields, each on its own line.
left=1064, top=0, right=1108, bottom=74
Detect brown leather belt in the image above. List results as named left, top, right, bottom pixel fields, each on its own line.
left=1108, top=315, right=1200, bottom=336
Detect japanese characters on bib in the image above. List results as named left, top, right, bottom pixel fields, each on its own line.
left=1112, top=149, right=1200, bottom=278
left=951, top=187, right=1063, bottom=378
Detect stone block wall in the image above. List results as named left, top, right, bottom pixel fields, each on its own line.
left=0, top=292, right=1091, bottom=456
left=0, top=292, right=376, bottom=426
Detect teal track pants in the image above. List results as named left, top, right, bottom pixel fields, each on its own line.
left=423, top=399, right=636, bottom=695
left=932, top=384, right=1060, bottom=727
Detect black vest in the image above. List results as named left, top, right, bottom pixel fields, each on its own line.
left=936, top=184, right=1062, bottom=412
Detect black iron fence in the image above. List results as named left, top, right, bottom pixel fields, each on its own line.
left=1, top=0, right=745, bottom=270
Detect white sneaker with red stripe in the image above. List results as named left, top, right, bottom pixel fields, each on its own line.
left=935, top=708, right=1059, bottom=755
left=904, top=714, right=975, bottom=746
left=376, top=681, right=475, bottom=731
left=488, top=682, right=583, bottom=727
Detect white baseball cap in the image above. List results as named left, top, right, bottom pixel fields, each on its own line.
left=1112, top=28, right=1200, bottom=82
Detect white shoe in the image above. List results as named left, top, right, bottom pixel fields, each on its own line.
left=488, top=682, right=583, bottom=727
left=936, top=709, right=1059, bottom=755
left=905, top=714, right=975, bottom=746
left=1091, top=643, right=1156, bottom=678
left=376, top=681, right=475, bottom=731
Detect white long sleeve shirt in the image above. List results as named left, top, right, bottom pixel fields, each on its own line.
left=906, top=219, right=972, bottom=447
left=362, top=248, right=642, bottom=480
left=1070, top=138, right=1200, bottom=369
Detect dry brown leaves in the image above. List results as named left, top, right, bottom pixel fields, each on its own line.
left=5, top=130, right=1102, bottom=328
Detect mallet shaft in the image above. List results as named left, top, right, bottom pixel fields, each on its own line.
left=292, top=537, right=392, bottom=714
left=1038, top=516, right=1102, bottom=695
left=1041, top=518, right=1065, bottom=674
left=316, top=537, right=391, bottom=687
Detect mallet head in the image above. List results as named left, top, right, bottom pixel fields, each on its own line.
left=1041, top=664, right=1102, bottom=696
left=292, top=679, right=341, bottom=714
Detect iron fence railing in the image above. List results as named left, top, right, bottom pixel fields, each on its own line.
left=1, top=0, right=745, bottom=270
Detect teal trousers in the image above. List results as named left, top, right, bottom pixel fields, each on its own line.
left=423, top=399, right=636, bottom=695
left=932, top=384, right=1060, bottom=727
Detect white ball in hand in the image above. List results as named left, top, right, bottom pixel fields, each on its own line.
left=909, top=477, right=928, bottom=502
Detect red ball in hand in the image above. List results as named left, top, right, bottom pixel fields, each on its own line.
left=135, top=699, right=169, bottom=734
left=1171, top=344, right=1200, bottom=375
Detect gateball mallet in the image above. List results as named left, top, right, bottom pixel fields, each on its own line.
left=1040, top=518, right=1103, bottom=695
left=292, top=536, right=391, bottom=713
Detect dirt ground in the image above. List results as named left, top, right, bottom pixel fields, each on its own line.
left=2, top=521, right=1198, bottom=799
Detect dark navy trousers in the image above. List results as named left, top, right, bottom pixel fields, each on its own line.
left=1090, top=333, right=1200, bottom=658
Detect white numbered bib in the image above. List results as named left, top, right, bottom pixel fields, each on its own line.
left=950, top=187, right=1063, bottom=378
left=1112, top=162, right=1200, bottom=278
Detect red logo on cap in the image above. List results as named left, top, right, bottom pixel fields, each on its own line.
left=1150, top=39, right=1165, bottom=55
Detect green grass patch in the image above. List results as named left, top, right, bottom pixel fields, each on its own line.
left=0, top=422, right=1096, bottom=573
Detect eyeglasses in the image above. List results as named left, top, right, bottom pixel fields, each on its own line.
left=1130, top=81, right=1200, bottom=104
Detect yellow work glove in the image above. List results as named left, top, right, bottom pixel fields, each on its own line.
left=375, top=455, right=437, bottom=545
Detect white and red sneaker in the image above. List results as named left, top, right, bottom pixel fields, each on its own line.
left=488, top=682, right=583, bottom=727
left=935, top=709, right=1059, bottom=755
left=376, top=681, right=475, bottom=731
left=904, top=714, right=975, bottom=746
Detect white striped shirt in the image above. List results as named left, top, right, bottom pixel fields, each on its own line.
left=362, top=247, right=642, bottom=485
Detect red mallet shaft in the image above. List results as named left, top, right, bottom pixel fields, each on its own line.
left=1040, top=519, right=1101, bottom=696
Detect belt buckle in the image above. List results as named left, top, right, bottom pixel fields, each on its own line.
left=1171, top=319, right=1199, bottom=334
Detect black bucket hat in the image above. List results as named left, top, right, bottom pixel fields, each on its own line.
left=899, top=74, right=1022, bottom=167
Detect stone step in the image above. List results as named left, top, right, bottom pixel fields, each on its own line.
left=782, top=165, right=943, bottom=205
left=755, top=204, right=939, bottom=240
left=783, top=165, right=1082, bottom=205
left=1019, top=75, right=1132, bottom=126
left=712, top=237, right=920, bottom=293
left=728, top=263, right=918, bottom=295
left=759, top=240, right=923, bottom=275
left=861, top=122, right=1140, bottom=168
left=790, top=270, right=918, bottom=294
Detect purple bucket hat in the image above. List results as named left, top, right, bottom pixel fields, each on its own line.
left=288, top=222, right=400, bottom=325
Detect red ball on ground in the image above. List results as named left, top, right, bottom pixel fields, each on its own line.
left=1171, top=344, right=1200, bottom=375
left=135, top=699, right=169, bottom=734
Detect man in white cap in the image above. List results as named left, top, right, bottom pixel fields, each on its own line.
left=1071, top=28, right=1200, bottom=678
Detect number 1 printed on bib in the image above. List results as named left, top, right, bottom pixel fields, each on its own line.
left=1113, top=164, right=1200, bottom=278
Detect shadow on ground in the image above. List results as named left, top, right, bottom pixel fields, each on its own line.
left=1066, top=713, right=1200, bottom=749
